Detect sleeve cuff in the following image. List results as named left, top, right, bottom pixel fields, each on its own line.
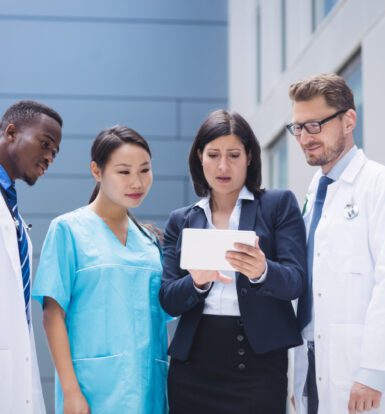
left=193, top=281, right=212, bottom=293
left=354, top=368, right=385, bottom=392
left=249, top=263, right=268, bottom=284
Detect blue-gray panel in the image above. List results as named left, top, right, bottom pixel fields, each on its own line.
left=180, top=101, right=228, bottom=137
left=18, top=177, right=185, bottom=216
left=0, top=0, right=227, bottom=22
left=0, top=98, right=177, bottom=137
left=0, top=22, right=227, bottom=99
left=47, top=137, right=191, bottom=176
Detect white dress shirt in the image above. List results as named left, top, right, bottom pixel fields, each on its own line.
left=194, top=186, right=267, bottom=316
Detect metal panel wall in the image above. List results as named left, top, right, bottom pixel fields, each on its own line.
left=0, top=1, right=228, bottom=411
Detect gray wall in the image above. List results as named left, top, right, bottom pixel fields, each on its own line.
left=0, top=1, right=228, bottom=411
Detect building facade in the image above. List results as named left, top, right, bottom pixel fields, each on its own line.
left=229, top=0, right=385, bottom=201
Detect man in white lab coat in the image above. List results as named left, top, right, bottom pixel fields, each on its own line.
left=288, top=74, right=385, bottom=414
left=0, top=100, right=62, bottom=413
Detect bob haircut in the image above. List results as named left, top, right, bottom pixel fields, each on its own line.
left=189, top=109, right=262, bottom=197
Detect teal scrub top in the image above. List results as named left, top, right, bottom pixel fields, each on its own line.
left=32, top=206, right=168, bottom=414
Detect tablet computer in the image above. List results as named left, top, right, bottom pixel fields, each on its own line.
left=180, top=228, right=256, bottom=271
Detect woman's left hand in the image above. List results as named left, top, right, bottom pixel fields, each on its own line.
left=225, top=236, right=266, bottom=280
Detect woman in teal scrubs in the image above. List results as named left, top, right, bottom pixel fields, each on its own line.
left=32, top=125, right=168, bottom=414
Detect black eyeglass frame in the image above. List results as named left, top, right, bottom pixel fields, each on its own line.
left=286, top=109, right=349, bottom=136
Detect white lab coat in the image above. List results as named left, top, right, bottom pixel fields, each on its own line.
left=294, top=150, right=385, bottom=414
left=0, top=194, right=45, bottom=414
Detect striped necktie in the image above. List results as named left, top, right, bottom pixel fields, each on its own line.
left=297, top=175, right=334, bottom=330
left=5, top=183, right=31, bottom=325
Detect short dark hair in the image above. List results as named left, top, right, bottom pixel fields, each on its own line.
left=289, top=73, right=356, bottom=111
left=189, top=109, right=262, bottom=197
left=0, top=100, right=63, bottom=131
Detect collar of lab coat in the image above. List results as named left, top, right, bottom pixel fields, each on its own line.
left=308, top=149, right=367, bottom=193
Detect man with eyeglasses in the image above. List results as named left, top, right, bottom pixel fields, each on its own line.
left=288, top=74, right=385, bottom=414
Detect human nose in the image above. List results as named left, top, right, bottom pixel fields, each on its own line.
left=43, top=151, right=54, bottom=165
left=130, top=173, right=143, bottom=189
left=218, top=156, right=229, bottom=172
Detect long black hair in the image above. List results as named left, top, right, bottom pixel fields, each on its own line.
left=89, top=125, right=162, bottom=244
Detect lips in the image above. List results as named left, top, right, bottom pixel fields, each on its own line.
left=216, top=176, right=231, bottom=183
left=36, top=163, right=47, bottom=176
left=126, top=193, right=144, bottom=200
left=304, top=143, right=322, bottom=153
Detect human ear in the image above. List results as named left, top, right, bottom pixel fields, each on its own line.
left=4, top=124, right=16, bottom=142
left=90, top=161, right=102, bottom=182
left=344, top=109, right=356, bottom=134
left=247, top=151, right=251, bottom=166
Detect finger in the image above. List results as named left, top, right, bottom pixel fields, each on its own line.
left=356, top=398, right=364, bottom=413
left=233, top=241, right=258, bottom=256
left=216, top=272, right=233, bottom=284
left=226, top=251, right=258, bottom=266
left=348, top=396, right=357, bottom=414
left=363, top=398, right=374, bottom=411
left=227, top=258, right=263, bottom=278
left=255, top=235, right=260, bottom=249
left=373, top=395, right=381, bottom=409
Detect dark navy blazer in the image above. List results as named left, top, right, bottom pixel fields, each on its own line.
left=159, top=189, right=307, bottom=361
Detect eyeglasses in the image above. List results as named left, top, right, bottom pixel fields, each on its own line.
left=286, top=109, right=348, bottom=137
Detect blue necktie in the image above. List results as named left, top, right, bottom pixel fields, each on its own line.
left=5, top=183, right=31, bottom=325
left=298, top=176, right=334, bottom=330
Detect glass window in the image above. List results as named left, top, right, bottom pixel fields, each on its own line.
left=312, top=0, right=339, bottom=31
left=268, top=129, right=288, bottom=189
left=339, top=51, right=363, bottom=148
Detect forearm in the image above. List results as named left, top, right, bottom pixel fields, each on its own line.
left=160, top=274, right=207, bottom=316
left=43, top=297, right=80, bottom=396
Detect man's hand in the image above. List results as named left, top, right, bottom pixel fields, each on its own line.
left=348, top=382, right=382, bottom=413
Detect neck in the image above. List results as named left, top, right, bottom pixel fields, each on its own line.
left=0, top=149, right=17, bottom=180
left=89, top=190, right=128, bottom=222
left=210, top=190, right=240, bottom=214
left=321, top=142, right=354, bottom=175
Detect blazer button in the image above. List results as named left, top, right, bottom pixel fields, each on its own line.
left=240, top=288, right=248, bottom=296
left=237, top=334, right=244, bottom=342
left=237, top=348, right=246, bottom=356
left=238, top=363, right=246, bottom=371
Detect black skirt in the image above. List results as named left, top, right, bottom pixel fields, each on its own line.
left=168, top=315, right=288, bottom=414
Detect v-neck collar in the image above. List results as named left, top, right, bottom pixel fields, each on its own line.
left=85, top=206, right=131, bottom=248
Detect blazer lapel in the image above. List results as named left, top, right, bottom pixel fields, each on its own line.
left=188, top=206, right=208, bottom=229
left=176, top=206, right=207, bottom=254
left=238, top=198, right=259, bottom=231
left=236, top=198, right=259, bottom=280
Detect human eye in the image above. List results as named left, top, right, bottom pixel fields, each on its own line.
left=305, top=122, right=321, bottom=133
left=207, top=153, right=219, bottom=159
left=141, top=168, right=151, bottom=173
left=118, top=170, right=130, bottom=175
left=41, top=140, right=51, bottom=150
left=229, top=152, right=240, bottom=159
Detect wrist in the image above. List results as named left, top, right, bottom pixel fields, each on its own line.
left=62, top=383, right=81, bottom=397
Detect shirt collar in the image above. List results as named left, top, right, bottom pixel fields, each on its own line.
left=326, top=145, right=358, bottom=181
left=195, top=186, right=255, bottom=209
left=0, top=164, right=13, bottom=191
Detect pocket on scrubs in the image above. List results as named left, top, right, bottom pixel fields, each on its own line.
left=329, top=324, right=364, bottom=389
left=0, top=349, right=13, bottom=412
left=73, top=353, right=128, bottom=412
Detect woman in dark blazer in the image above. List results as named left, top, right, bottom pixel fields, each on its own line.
left=159, top=110, right=306, bottom=414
